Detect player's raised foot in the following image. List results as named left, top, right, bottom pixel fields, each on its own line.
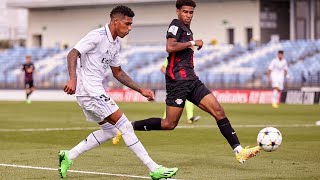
left=150, top=165, right=178, bottom=180
left=58, top=150, right=72, bottom=178
left=187, top=116, right=201, bottom=124
left=272, top=103, right=279, bottom=108
left=236, top=146, right=261, bottom=164
left=112, top=131, right=122, bottom=145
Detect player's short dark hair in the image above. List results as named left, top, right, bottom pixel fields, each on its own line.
left=176, top=0, right=196, bottom=9
left=278, top=50, right=284, bottom=54
left=110, top=5, right=135, bottom=19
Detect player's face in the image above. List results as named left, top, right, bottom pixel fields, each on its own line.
left=177, top=6, right=194, bottom=25
left=278, top=53, right=283, bottom=60
left=26, top=57, right=32, bottom=64
left=115, top=16, right=133, bottom=38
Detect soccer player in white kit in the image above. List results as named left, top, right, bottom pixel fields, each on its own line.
left=268, top=50, right=288, bottom=108
left=60, top=5, right=178, bottom=179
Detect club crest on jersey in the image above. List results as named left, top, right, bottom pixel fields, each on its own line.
left=175, top=99, right=183, bottom=105
left=106, top=50, right=116, bottom=60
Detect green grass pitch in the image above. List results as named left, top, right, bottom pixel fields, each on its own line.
left=0, top=101, right=319, bottom=179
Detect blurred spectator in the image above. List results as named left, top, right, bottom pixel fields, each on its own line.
left=20, top=55, right=36, bottom=104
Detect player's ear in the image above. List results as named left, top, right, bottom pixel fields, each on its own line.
left=113, top=14, right=124, bottom=24
left=176, top=9, right=180, bottom=16
left=113, top=18, right=118, bottom=24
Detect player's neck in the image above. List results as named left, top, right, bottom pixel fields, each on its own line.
left=108, top=24, right=117, bottom=40
left=177, top=18, right=190, bottom=28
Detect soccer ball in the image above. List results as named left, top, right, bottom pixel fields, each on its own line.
left=257, top=127, right=282, bottom=152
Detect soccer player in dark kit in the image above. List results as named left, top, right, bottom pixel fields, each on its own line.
left=21, top=55, right=36, bottom=104
left=115, top=0, right=261, bottom=164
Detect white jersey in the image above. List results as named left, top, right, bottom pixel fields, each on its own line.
left=74, top=25, right=121, bottom=96
left=268, top=58, right=288, bottom=81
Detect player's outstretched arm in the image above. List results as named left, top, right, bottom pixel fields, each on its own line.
left=64, top=48, right=79, bottom=95
left=111, top=66, right=154, bottom=101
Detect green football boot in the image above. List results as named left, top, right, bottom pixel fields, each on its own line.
left=150, top=165, right=178, bottom=180
left=58, top=150, right=72, bottom=178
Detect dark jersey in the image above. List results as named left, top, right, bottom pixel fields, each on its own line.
left=21, top=63, right=35, bottom=81
left=166, top=19, right=198, bottom=81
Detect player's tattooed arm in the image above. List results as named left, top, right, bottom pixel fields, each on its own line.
left=111, top=66, right=141, bottom=93
left=111, top=66, right=155, bottom=101
left=64, top=48, right=80, bottom=95
left=67, top=48, right=80, bottom=80
left=111, top=66, right=155, bottom=100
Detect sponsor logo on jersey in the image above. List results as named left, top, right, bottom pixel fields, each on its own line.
left=101, top=50, right=115, bottom=69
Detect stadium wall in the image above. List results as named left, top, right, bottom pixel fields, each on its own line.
left=26, top=0, right=260, bottom=48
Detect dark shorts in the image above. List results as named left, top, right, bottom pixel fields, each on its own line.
left=25, top=80, right=34, bottom=89
left=166, top=79, right=211, bottom=107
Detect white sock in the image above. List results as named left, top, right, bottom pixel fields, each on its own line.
left=233, top=145, right=243, bottom=155
left=115, top=114, right=159, bottom=172
left=272, top=89, right=278, bottom=104
left=69, top=123, right=118, bottom=160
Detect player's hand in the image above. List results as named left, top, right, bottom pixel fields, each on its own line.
left=64, top=78, right=77, bottom=95
left=195, top=40, right=203, bottom=50
left=140, top=88, right=155, bottom=101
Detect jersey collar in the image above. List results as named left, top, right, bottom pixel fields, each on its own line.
left=105, top=25, right=116, bottom=43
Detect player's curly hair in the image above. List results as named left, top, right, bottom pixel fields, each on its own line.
left=110, top=5, right=135, bottom=18
left=176, top=0, right=196, bottom=9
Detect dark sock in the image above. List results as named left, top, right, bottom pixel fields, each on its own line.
left=132, top=118, right=162, bottom=131
left=217, top=117, right=240, bottom=149
left=26, top=91, right=32, bottom=99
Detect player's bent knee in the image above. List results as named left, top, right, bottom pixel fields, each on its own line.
left=100, top=123, right=118, bottom=137
left=115, top=114, right=135, bottom=134
left=215, top=107, right=226, bottom=120
left=162, top=120, right=177, bottom=130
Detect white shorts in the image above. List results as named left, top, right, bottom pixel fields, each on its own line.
left=76, top=95, right=119, bottom=123
left=271, top=78, right=284, bottom=90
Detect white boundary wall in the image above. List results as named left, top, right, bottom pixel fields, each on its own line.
left=0, top=90, right=76, bottom=101
left=26, top=0, right=260, bottom=47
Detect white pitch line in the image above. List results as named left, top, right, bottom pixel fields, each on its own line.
left=177, top=123, right=317, bottom=129
left=0, top=163, right=181, bottom=180
left=0, top=124, right=317, bottom=132
left=0, top=127, right=98, bottom=132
